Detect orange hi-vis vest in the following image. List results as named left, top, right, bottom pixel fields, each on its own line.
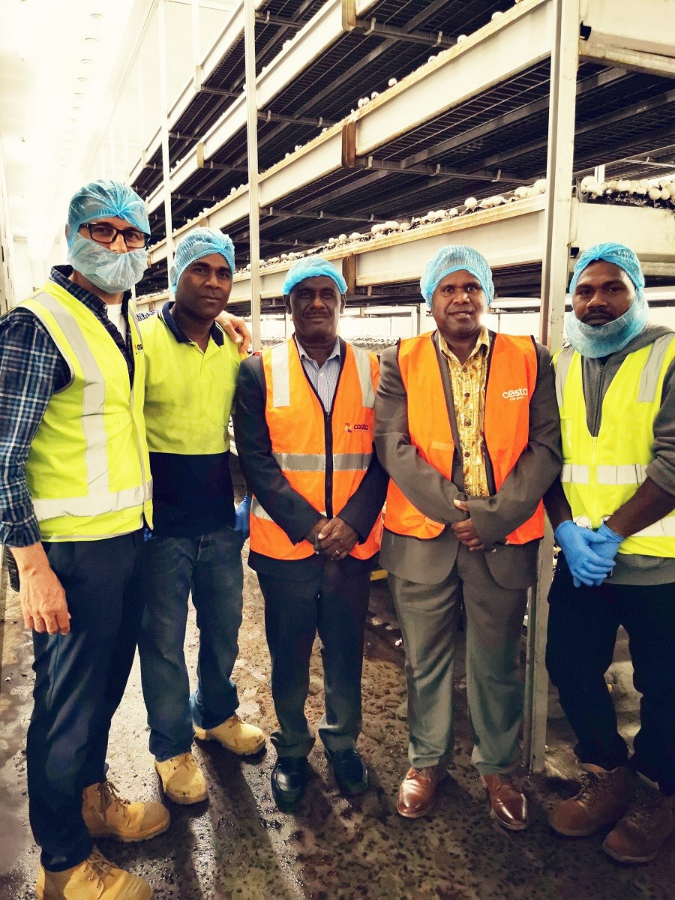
left=249, top=339, right=383, bottom=561
left=384, top=331, right=543, bottom=545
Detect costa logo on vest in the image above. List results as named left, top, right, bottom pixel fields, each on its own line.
left=502, top=387, right=529, bottom=401
left=345, top=423, right=370, bottom=433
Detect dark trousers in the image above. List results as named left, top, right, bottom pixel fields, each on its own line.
left=257, top=561, right=371, bottom=757
left=546, top=556, right=675, bottom=795
left=26, top=532, right=145, bottom=872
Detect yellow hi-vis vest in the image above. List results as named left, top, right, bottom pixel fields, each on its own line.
left=140, top=311, right=240, bottom=454
left=555, top=335, right=675, bottom=556
left=19, top=281, right=152, bottom=541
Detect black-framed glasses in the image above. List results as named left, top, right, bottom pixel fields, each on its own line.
left=82, top=222, right=149, bottom=249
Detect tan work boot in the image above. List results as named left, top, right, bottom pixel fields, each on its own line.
left=549, top=764, right=634, bottom=837
left=82, top=780, right=170, bottom=842
left=155, top=753, right=208, bottom=804
left=603, top=792, right=674, bottom=863
left=36, top=848, right=152, bottom=899
left=193, top=714, right=265, bottom=756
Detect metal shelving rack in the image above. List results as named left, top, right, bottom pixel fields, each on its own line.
left=130, top=0, right=675, bottom=770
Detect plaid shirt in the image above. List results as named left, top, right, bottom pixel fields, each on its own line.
left=0, top=267, right=135, bottom=547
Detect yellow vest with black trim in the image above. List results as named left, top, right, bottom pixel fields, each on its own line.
left=249, top=339, right=383, bottom=561
left=140, top=311, right=240, bottom=454
left=19, top=281, right=152, bottom=541
left=383, top=331, right=543, bottom=544
left=555, top=335, right=675, bottom=556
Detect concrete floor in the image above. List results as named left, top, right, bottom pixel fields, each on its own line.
left=1, top=554, right=673, bottom=900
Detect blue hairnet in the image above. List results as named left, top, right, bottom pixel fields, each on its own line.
left=282, top=255, right=347, bottom=296
left=569, top=242, right=645, bottom=298
left=420, top=245, right=494, bottom=307
left=66, top=180, right=149, bottom=246
left=170, top=227, right=235, bottom=293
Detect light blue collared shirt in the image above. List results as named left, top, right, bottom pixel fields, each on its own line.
left=295, top=336, right=341, bottom=412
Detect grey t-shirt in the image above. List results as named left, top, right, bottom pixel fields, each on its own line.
left=572, top=323, right=675, bottom=585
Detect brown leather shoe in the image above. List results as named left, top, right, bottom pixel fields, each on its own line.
left=397, top=766, right=443, bottom=818
left=482, top=774, right=529, bottom=831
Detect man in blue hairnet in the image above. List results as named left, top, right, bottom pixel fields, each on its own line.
left=545, top=242, right=675, bottom=863
left=374, top=245, right=561, bottom=830
left=234, top=256, right=388, bottom=811
left=0, top=180, right=167, bottom=898
left=137, top=227, right=265, bottom=806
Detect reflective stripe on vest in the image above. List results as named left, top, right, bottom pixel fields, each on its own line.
left=19, top=284, right=152, bottom=540
left=249, top=339, right=382, bottom=561
left=383, top=332, right=543, bottom=544
left=555, top=336, right=675, bottom=557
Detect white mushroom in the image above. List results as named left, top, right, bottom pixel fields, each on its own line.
left=457, top=34, right=468, bottom=43
left=388, top=77, right=398, bottom=87
left=532, top=178, right=547, bottom=194
left=491, top=11, right=504, bottom=20
left=464, top=197, right=478, bottom=210
left=648, top=187, right=661, bottom=201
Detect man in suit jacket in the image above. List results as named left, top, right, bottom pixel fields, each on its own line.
left=234, top=256, right=388, bottom=811
left=374, top=245, right=561, bottom=830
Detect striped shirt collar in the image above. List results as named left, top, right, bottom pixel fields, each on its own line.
left=294, top=335, right=341, bottom=366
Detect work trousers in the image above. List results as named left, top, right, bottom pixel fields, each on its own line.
left=138, top=526, right=244, bottom=762
left=389, top=544, right=528, bottom=774
left=547, top=556, right=675, bottom=796
left=257, top=560, right=370, bottom=757
left=26, top=531, right=145, bottom=872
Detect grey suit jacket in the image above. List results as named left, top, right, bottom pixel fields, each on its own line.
left=373, top=330, right=562, bottom=588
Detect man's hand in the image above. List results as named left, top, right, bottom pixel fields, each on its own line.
left=451, top=499, right=485, bottom=551
left=216, top=311, right=252, bottom=353
left=553, top=520, right=615, bottom=588
left=305, top=517, right=330, bottom=552
left=317, top=517, right=359, bottom=561
left=12, top=543, right=70, bottom=635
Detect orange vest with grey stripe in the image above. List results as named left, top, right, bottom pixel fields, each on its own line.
left=249, top=339, right=383, bottom=561
left=383, top=331, right=544, bottom=545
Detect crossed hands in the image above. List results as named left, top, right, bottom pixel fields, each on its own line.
left=451, top=499, right=485, bottom=551
left=305, top=516, right=358, bottom=561
left=554, top=520, right=624, bottom=588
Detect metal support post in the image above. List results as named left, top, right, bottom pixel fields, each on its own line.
left=158, top=0, right=175, bottom=285
left=244, top=0, right=262, bottom=351
left=525, top=0, right=580, bottom=774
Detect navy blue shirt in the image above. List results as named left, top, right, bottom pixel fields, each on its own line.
left=147, top=302, right=236, bottom=538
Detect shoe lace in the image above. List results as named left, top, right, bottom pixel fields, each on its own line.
left=622, top=794, right=664, bottom=829
left=575, top=772, right=608, bottom=807
left=86, top=848, right=114, bottom=889
left=173, top=753, right=196, bottom=771
left=98, top=780, right=131, bottom=821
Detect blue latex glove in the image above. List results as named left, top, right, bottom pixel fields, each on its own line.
left=593, top=522, right=624, bottom=565
left=234, top=496, right=251, bottom=541
left=554, top=520, right=616, bottom=588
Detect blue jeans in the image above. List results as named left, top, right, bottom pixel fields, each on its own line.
left=138, top=527, right=244, bottom=762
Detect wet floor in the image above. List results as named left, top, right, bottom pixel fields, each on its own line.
left=0, top=549, right=673, bottom=899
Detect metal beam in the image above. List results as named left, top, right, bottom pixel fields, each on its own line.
left=352, top=18, right=456, bottom=49
left=245, top=0, right=262, bottom=351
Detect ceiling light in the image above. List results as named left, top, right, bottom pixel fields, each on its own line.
left=85, top=36, right=98, bottom=44
left=77, top=76, right=89, bottom=83
left=81, top=58, right=93, bottom=65
left=90, top=13, right=104, bottom=20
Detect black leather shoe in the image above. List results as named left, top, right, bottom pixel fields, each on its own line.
left=271, top=757, right=308, bottom=811
left=325, top=748, right=369, bottom=796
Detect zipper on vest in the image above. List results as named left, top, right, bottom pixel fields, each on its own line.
left=324, top=409, right=334, bottom=520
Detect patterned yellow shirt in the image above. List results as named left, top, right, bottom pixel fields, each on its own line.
left=439, top=328, right=490, bottom=498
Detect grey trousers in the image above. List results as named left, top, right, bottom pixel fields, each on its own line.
left=389, top=544, right=528, bottom=774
